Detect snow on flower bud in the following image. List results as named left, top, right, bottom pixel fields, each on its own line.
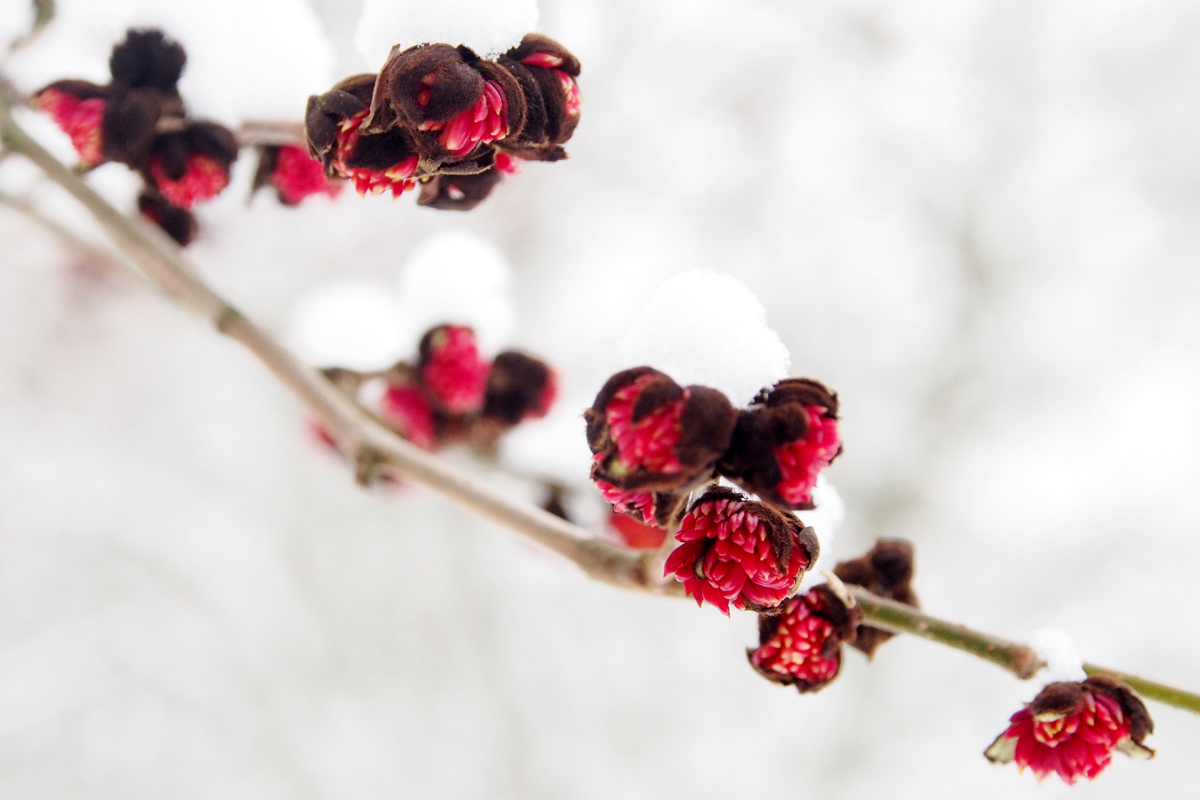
left=373, top=43, right=525, bottom=163
left=663, top=487, right=819, bottom=615
left=137, top=190, right=197, bottom=247
left=147, top=121, right=238, bottom=209
left=748, top=584, right=861, bottom=693
left=586, top=367, right=737, bottom=495
left=718, top=378, right=842, bottom=510
left=32, top=81, right=109, bottom=168
left=253, top=145, right=343, bottom=206
left=418, top=325, right=490, bottom=414
left=498, top=34, right=581, bottom=161
left=832, top=539, right=918, bottom=657
left=985, top=677, right=1154, bottom=784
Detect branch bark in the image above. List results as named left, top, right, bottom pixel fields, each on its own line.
left=3, top=95, right=1197, bottom=717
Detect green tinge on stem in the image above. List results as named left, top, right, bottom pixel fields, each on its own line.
left=1084, top=665, right=1200, bottom=715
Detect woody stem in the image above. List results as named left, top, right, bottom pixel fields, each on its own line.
left=3, top=92, right=1199, bottom=718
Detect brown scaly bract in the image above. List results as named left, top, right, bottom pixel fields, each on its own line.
left=832, top=539, right=918, bottom=657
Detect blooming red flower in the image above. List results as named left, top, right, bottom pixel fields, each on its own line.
left=257, top=144, right=342, bottom=205
left=748, top=584, right=860, bottom=693
left=380, top=383, right=437, bottom=450
left=418, top=325, right=490, bottom=414
left=145, top=121, right=238, bottom=209
left=414, top=72, right=510, bottom=156
left=34, top=84, right=107, bottom=167
left=985, top=677, right=1154, bottom=784
left=586, top=368, right=737, bottom=494
left=333, top=109, right=419, bottom=197
left=719, top=378, right=842, bottom=510
left=663, top=487, right=819, bottom=615
left=149, top=152, right=228, bottom=208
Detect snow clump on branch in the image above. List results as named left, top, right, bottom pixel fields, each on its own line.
left=355, top=0, right=540, bottom=67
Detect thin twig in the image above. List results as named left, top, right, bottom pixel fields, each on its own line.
left=237, top=120, right=306, bottom=148
left=3, top=95, right=1198, bottom=716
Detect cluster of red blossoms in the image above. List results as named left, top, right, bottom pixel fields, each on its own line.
left=32, top=29, right=239, bottom=246
left=986, top=677, right=1154, bottom=784
left=305, top=34, right=580, bottom=210
left=323, top=324, right=556, bottom=455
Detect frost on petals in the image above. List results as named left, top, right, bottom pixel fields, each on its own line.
left=719, top=378, right=842, bottom=510
left=985, top=677, right=1154, bottom=784
left=663, top=487, right=819, bottom=615
left=748, top=585, right=860, bottom=693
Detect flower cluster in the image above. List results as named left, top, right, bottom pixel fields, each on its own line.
left=748, top=584, right=861, bottom=693
left=986, top=676, right=1154, bottom=784
left=320, top=324, right=555, bottom=456
left=585, top=371, right=841, bottom=530
left=663, top=487, right=820, bottom=614
left=32, top=29, right=238, bottom=246
left=305, top=34, right=580, bottom=208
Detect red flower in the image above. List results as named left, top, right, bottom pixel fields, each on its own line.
left=499, top=34, right=583, bottom=161
left=146, top=121, right=238, bottom=209
left=663, top=487, right=819, bottom=615
left=586, top=367, right=737, bottom=494
left=257, top=144, right=342, bottom=205
left=418, top=325, right=490, bottom=414
left=609, top=511, right=667, bottom=550
left=985, top=677, right=1154, bottom=784
left=481, top=351, right=557, bottom=425
left=380, top=383, right=437, bottom=450
left=594, top=468, right=657, bottom=524
left=333, top=109, right=419, bottom=197
left=149, top=152, right=228, bottom=208
left=748, top=585, right=860, bottom=693
left=33, top=84, right=107, bottom=167
left=719, top=378, right=842, bottom=510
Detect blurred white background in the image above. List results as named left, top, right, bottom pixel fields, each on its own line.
left=2, top=0, right=1199, bottom=796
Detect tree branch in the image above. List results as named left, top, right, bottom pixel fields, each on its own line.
left=3, top=94, right=1197, bottom=716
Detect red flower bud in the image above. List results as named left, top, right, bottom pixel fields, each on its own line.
left=137, top=189, right=197, bottom=246
left=253, top=144, right=343, bottom=206
left=147, top=121, right=238, bottom=209
left=718, top=378, right=842, bottom=510
left=32, top=82, right=108, bottom=167
left=832, top=539, right=918, bottom=657
left=609, top=510, right=667, bottom=550
left=380, top=382, right=437, bottom=450
left=481, top=351, right=557, bottom=426
left=985, top=677, right=1154, bottom=784
left=418, top=325, right=490, bottom=414
left=663, top=487, right=819, bottom=615
left=586, top=368, right=737, bottom=494
left=748, top=584, right=860, bottom=693
left=499, top=34, right=582, bottom=160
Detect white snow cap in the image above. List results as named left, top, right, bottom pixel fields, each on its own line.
left=396, top=230, right=516, bottom=356
left=1030, top=627, right=1087, bottom=688
left=287, top=280, right=407, bottom=371
left=355, top=0, right=539, bottom=68
left=618, top=271, right=791, bottom=407
left=795, top=476, right=846, bottom=594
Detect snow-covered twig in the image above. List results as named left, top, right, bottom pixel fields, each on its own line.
left=2, top=92, right=1198, bottom=716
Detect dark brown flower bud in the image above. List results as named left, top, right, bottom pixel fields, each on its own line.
left=482, top=351, right=557, bottom=426
left=372, top=44, right=526, bottom=164
left=306, top=74, right=375, bottom=164
left=498, top=34, right=581, bottom=159
left=748, top=584, right=862, bottom=693
left=585, top=367, right=737, bottom=493
left=417, top=166, right=503, bottom=210
left=832, top=539, right=918, bottom=657
left=109, top=29, right=187, bottom=92
left=137, top=189, right=197, bottom=246
left=718, top=378, right=842, bottom=510
left=146, top=121, right=238, bottom=209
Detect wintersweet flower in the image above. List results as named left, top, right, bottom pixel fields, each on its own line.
left=254, top=145, right=342, bottom=206
left=32, top=81, right=108, bottom=167
left=380, top=382, right=437, bottom=450
left=146, top=122, right=238, bottom=209
left=748, top=584, right=860, bottom=693
left=137, top=190, right=197, bottom=247
left=663, top=487, right=819, bottom=615
left=373, top=43, right=525, bottom=163
left=418, top=325, right=490, bottom=414
left=985, top=677, right=1154, bottom=784
left=719, top=378, right=842, bottom=510
left=586, top=367, right=737, bottom=494
left=499, top=34, right=582, bottom=161
left=833, top=539, right=918, bottom=657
